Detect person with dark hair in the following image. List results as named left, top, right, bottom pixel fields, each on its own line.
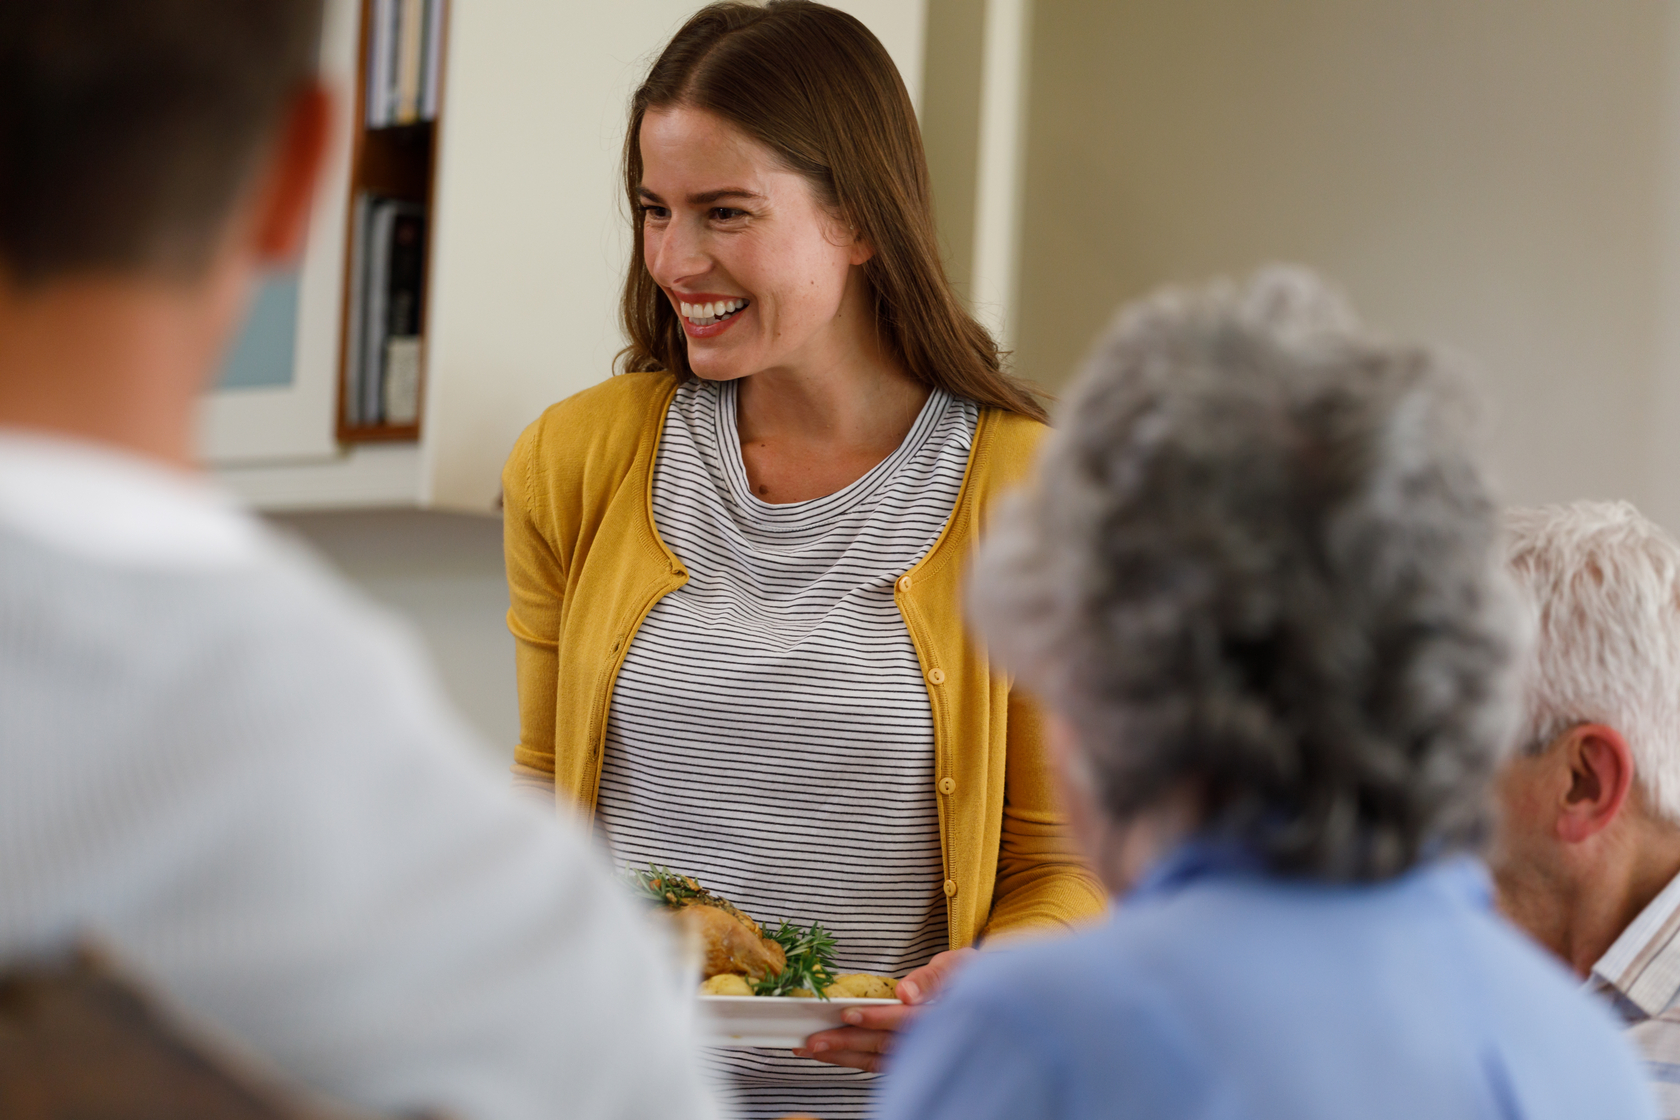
left=0, top=5, right=712, bottom=1118
left=501, top=2, right=1101, bottom=1116
left=874, top=269, right=1658, bottom=1120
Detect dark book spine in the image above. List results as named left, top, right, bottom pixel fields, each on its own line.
left=385, top=211, right=427, bottom=340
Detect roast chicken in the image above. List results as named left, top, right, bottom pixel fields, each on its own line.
left=631, top=865, right=896, bottom=998
left=672, top=900, right=787, bottom=981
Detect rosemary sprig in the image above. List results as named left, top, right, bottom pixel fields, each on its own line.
left=625, top=864, right=761, bottom=935
left=623, top=865, right=838, bottom=999
left=753, top=919, right=838, bottom=1000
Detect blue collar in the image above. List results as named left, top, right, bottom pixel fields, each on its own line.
left=1124, top=837, right=1265, bottom=904
left=1126, top=836, right=1495, bottom=910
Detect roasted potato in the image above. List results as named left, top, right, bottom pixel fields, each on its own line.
left=699, top=973, right=754, bottom=996
left=823, top=974, right=898, bottom=999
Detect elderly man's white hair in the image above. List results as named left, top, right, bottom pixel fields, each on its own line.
left=1507, top=501, right=1680, bottom=821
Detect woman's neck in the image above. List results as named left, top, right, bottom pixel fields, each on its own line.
left=731, top=278, right=929, bottom=504
left=737, top=361, right=925, bottom=447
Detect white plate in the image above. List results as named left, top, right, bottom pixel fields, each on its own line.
left=698, top=994, right=901, bottom=1049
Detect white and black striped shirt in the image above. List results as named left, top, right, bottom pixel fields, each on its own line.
left=598, top=377, right=978, bottom=1120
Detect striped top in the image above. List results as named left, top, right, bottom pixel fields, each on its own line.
left=597, top=377, right=978, bottom=1120
left=1590, top=868, right=1680, bottom=1117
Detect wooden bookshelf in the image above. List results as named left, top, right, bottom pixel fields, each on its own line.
left=335, top=0, right=449, bottom=444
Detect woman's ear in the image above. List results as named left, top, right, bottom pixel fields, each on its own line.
left=825, top=207, right=874, bottom=266
left=1555, top=724, right=1636, bottom=845
left=846, top=226, right=875, bottom=267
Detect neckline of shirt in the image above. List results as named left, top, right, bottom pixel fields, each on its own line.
left=1126, top=837, right=1495, bottom=911
left=710, top=378, right=955, bottom=531
left=1591, top=865, right=1680, bottom=1016
left=0, top=428, right=264, bottom=569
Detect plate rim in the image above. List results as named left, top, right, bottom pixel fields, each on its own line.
left=697, top=994, right=902, bottom=1006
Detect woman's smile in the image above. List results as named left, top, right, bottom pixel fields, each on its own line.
left=674, top=292, right=751, bottom=337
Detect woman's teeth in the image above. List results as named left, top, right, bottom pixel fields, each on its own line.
left=680, top=298, right=747, bottom=326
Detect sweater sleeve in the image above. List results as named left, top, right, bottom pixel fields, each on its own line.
left=981, top=688, right=1107, bottom=938
left=503, top=421, right=564, bottom=799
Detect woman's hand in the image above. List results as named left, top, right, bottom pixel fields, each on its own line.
left=793, top=948, right=979, bottom=1073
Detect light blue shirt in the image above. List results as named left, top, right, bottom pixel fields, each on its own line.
left=876, top=843, right=1656, bottom=1120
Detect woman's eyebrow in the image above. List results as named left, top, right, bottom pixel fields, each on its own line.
left=689, top=188, right=763, bottom=205
left=636, top=186, right=764, bottom=206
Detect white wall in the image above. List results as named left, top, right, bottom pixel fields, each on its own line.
left=1015, top=0, right=1674, bottom=525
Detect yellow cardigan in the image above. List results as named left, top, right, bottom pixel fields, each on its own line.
left=502, top=370, right=1104, bottom=949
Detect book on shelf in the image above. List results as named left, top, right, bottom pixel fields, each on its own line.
left=344, top=195, right=426, bottom=429
left=420, top=0, right=443, bottom=119
left=383, top=337, right=423, bottom=426
left=365, top=0, right=445, bottom=127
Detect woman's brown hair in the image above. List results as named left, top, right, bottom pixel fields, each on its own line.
left=619, top=0, right=1047, bottom=422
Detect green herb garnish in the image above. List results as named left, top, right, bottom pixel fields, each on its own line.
left=624, top=865, right=839, bottom=999
left=753, top=919, right=838, bottom=1000
left=625, top=864, right=761, bottom=934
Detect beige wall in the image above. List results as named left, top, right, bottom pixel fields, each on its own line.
left=923, top=0, right=988, bottom=301
left=1013, top=0, right=1669, bottom=519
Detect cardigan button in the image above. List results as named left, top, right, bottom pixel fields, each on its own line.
left=896, top=574, right=912, bottom=593
left=938, top=777, right=955, bottom=795
left=943, top=879, right=958, bottom=898
left=926, top=667, right=946, bottom=685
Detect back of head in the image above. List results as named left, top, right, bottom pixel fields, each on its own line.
left=620, top=0, right=1044, bottom=420
left=0, top=0, right=324, bottom=286
left=972, top=267, right=1523, bottom=881
left=1505, top=501, right=1680, bottom=823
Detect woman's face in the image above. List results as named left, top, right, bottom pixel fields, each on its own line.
left=638, top=105, right=871, bottom=382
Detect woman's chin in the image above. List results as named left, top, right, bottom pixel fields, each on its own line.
left=686, top=353, right=755, bottom=383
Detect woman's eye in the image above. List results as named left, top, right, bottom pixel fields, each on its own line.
left=709, top=207, right=746, bottom=221
left=642, top=206, right=669, bottom=222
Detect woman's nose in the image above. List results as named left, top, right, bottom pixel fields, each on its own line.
left=647, top=219, right=709, bottom=286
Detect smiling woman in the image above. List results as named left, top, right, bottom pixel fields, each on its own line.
left=618, top=2, right=1043, bottom=421
left=499, top=5, right=1103, bottom=1118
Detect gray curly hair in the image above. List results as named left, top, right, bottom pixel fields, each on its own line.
left=971, top=268, right=1525, bottom=881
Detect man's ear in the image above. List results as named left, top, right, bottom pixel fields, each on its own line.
left=251, top=84, right=333, bottom=264
left=1555, top=724, right=1636, bottom=844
